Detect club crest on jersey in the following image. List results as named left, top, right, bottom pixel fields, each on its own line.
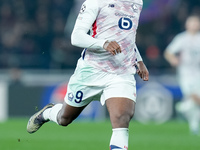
left=132, top=4, right=138, bottom=13
left=80, top=4, right=86, bottom=14
left=68, top=92, right=74, bottom=101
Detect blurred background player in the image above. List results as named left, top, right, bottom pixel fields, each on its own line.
left=27, top=0, right=149, bottom=150
left=164, top=15, right=200, bottom=135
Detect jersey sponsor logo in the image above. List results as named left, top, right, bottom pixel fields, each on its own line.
left=118, top=17, right=132, bottom=30
left=115, top=12, right=134, bottom=19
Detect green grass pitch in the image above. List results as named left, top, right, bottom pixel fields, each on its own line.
left=0, top=118, right=199, bottom=150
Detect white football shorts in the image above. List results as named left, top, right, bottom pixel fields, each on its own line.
left=64, top=58, right=137, bottom=107
left=178, top=74, right=200, bottom=97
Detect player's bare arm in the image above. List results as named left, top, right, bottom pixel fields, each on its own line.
left=164, top=51, right=179, bottom=67
left=136, top=61, right=149, bottom=81
left=103, top=41, right=122, bottom=55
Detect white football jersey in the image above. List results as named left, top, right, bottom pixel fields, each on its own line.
left=166, top=31, right=200, bottom=76
left=71, top=0, right=143, bottom=74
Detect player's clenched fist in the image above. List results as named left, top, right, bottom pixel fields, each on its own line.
left=103, top=41, right=121, bottom=55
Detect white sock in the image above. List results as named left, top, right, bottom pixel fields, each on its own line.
left=188, top=108, right=200, bottom=134
left=110, top=128, right=129, bottom=150
left=189, top=119, right=199, bottom=134
left=43, top=103, right=63, bottom=124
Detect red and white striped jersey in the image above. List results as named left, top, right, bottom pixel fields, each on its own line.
left=71, top=0, right=143, bottom=74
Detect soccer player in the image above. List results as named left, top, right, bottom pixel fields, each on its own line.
left=164, top=15, right=200, bottom=135
left=27, top=0, right=149, bottom=149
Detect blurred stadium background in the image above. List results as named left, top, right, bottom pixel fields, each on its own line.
left=0, top=0, right=200, bottom=149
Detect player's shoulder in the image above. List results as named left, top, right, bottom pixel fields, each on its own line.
left=173, top=31, right=187, bottom=40
left=84, top=0, right=109, bottom=8
left=177, top=31, right=187, bottom=36
left=84, top=0, right=98, bottom=5
left=80, top=0, right=99, bottom=12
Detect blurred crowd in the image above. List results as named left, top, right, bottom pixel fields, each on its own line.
left=0, top=0, right=79, bottom=69
left=137, top=0, right=200, bottom=73
left=0, top=0, right=199, bottom=71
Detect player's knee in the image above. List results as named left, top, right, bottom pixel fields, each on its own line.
left=122, top=109, right=134, bottom=121
left=112, top=111, right=134, bottom=127
left=57, top=116, right=73, bottom=126
left=121, top=112, right=134, bottom=124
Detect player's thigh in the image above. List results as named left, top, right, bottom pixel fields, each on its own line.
left=106, top=97, right=135, bottom=128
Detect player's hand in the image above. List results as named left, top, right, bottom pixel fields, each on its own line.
left=136, top=61, right=149, bottom=81
left=103, top=41, right=121, bottom=55
left=164, top=51, right=179, bottom=67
